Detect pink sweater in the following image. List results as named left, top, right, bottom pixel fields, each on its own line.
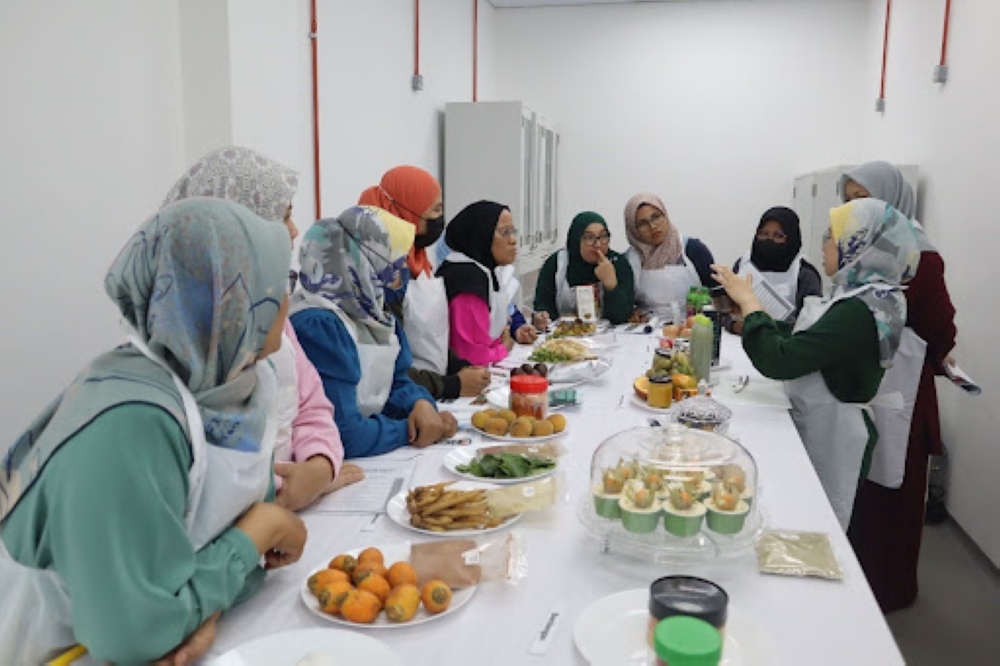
left=278, top=321, right=344, bottom=484
left=448, top=293, right=508, bottom=366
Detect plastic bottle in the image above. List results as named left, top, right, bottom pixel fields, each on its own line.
left=702, top=305, right=722, bottom=365
left=690, top=314, right=712, bottom=384
left=653, top=616, right=723, bottom=666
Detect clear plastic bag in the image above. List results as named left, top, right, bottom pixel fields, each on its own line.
left=756, top=529, right=844, bottom=581
left=486, top=477, right=560, bottom=518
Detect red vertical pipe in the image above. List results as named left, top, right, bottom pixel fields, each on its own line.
left=879, top=0, right=892, bottom=101
left=310, top=0, right=321, bottom=219
left=473, top=0, right=479, bottom=102
left=940, top=0, right=953, bottom=66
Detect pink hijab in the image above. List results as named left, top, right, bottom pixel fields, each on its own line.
left=624, top=193, right=683, bottom=270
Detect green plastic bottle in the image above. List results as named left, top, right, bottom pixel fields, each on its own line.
left=690, top=314, right=713, bottom=383
left=653, top=616, right=723, bottom=666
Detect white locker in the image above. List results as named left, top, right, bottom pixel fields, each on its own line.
left=792, top=164, right=919, bottom=290
left=444, top=102, right=560, bottom=305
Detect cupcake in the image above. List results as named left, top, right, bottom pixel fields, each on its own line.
left=619, top=480, right=661, bottom=533
left=663, top=486, right=706, bottom=538
left=593, top=467, right=626, bottom=519
left=717, top=464, right=753, bottom=507
left=704, top=481, right=750, bottom=535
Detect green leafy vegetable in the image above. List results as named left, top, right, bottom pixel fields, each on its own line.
left=456, top=453, right=556, bottom=479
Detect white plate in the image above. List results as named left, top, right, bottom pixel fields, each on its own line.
left=629, top=393, right=678, bottom=415
left=299, top=543, right=476, bottom=629
left=207, top=627, right=403, bottom=665
left=573, top=588, right=771, bottom=665
left=443, top=447, right=559, bottom=485
left=472, top=422, right=569, bottom=443
left=485, top=387, right=575, bottom=411
left=386, top=481, right=523, bottom=537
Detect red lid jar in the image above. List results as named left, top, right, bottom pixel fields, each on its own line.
left=509, top=374, right=549, bottom=420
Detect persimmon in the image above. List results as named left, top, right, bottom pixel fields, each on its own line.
left=421, top=580, right=452, bottom=614
left=358, top=547, right=385, bottom=567
left=384, top=584, right=421, bottom=623
left=328, top=553, right=357, bottom=575
left=316, top=580, right=353, bottom=615
left=340, top=589, right=382, bottom=624
left=387, top=561, right=418, bottom=588
left=357, top=572, right=392, bottom=607
left=307, top=569, right=348, bottom=597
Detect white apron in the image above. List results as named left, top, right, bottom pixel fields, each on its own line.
left=783, top=286, right=902, bottom=529
left=401, top=272, right=450, bottom=376
left=447, top=252, right=508, bottom=339
left=270, top=332, right=300, bottom=464
left=329, top=306, right=400, bottom=418
left=737, top=252, right=803, bottom=317
left=555, top=250, right=604, bottom=318
left=867, top=327, right=927, bottom=489
left=0, top=337, right=277, bottom=664
left=625, top=243, right=701, bottom=317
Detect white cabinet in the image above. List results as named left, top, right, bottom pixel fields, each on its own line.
left=792, top=164, right=919, bottom=289
left=444, top=102, right=560, bottom=298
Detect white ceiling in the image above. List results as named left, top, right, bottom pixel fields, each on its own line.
left=488, top=0, right=685, bottom=7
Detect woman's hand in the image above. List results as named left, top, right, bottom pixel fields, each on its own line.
left=154, top=611, right=221, bottom=666
left=711, top=265, right=762, bottom=316
left=502, top=326, right=515, bottom=351
left=274, top=457, right=334, bottom=512
left=531, top=311, right=550, bottom=330
left=235, top=502, right=307, bottom=570
left=408, top=399, right=445, bottom=447
left=594, top=251, right=618, bottom=290
left=515, top=325, right=538, bottom=344
left=439, top=411, right=459, bottom=438
left=458, top=366, right=491, bottom=397
left=325, top=462, right=365, bottom=494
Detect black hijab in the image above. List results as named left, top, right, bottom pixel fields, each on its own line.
left=436, top=200, right=509, bottom=307
left=750, top=206, right=802, bottom=272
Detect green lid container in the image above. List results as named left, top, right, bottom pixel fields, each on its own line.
left=654, top=616, right=723, bottom=666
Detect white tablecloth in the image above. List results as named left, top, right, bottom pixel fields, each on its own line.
left=208, top=331, right=902, bottom=665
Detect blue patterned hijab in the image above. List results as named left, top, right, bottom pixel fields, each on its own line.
left=1, top=199, right=290, bottom=522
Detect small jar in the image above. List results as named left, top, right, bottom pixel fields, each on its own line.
left=653, top=616, right=723, bottom=666
left=647, top=576, right=728, bottom=648
left=647, top=376, right=673, bottom=409
left=509, top=374, right=549, bottom=420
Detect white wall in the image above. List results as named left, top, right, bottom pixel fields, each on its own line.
left=491, top=0, right=871, bottom=265
left=860, top=0, right=1000, bottom=564
left=178, top=0, right=233, bottom=160
left=0, top=1, right=186, bottom=443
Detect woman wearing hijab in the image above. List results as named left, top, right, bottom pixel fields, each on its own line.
left=359, top=167, right=491, bottom=401
left=0, top=199, right=306, bottom=664
left=623, top=193, right=715, bottom=318
left=437, top=201, right=517, bottom=365
left=163, top=146, right=364, bottom=512
left=291, top=206, right=457, bottom=458
left=534, top=211, right=635, bottom=325
left=730, top=206, right=823, bottom=328
left=713, top=199, right=921, bottom=529
left=840, top=161, right=958, bottom=612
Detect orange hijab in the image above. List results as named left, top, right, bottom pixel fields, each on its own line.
left=358, top=166, right=441, bottom=276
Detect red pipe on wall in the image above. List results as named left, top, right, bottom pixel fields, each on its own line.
left=878, top=0, right=892, bottom=104
left=310, top=0, right=321, bottom=219
left=939, top=0, right=953, bottom=67
left=473, top=0, right=479, bottom=102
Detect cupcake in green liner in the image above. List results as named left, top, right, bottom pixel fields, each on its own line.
left=704, top=481, right=750, bottom=535
left=593, top=466, right=627, bottom=519
left=716, top=464, right=752, bottom=507
left=619, top=480, right=661, bottom=533
left=663, top=486, right=706, bottom=537
left=677, top=471, right=712, bottom=501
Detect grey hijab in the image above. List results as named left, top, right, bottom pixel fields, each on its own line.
left=839, top=161, right=934, bottom=252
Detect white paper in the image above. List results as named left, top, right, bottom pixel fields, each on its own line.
left=308, top=458, right=415, bottom=514
left=944, top=363, right=982, bottom=395
left=528, top=605, right=565, bottom=656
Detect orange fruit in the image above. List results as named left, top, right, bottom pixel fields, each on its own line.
left=352, top=562, right=389, bottom=586
left=307, top=569, right=349, bottom=596
left=328, top=553, right=357, bottom=575
left=317, top=580, right=353, bottom=615
left=358, top=547, right=384, bottom=567
left=357, top=572, right=392, bottom=607
left=340, top=589, right=382, bottom=624
left=384, top=584, right=421, bottom=623
left=421, top=580, right=453, bottom=614
left=387, top=561, right=419, bottom=588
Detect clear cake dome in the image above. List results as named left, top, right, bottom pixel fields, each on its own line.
left=578, top=423, right=764, bottom=562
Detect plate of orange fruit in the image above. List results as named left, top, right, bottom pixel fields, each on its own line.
left=301, top=543, right=476, bottom=628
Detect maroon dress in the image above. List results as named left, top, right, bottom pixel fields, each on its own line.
left=848, top=251, right=957, bottom=612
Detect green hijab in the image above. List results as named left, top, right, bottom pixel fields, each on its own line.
left=1, top=199, right=290, bottom=522
left=564, top=211, right=619, bottom=286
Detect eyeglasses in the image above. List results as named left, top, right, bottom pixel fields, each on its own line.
left=496, top=227, right=518, bottom=239
left=635, top=211, right=667, bottom=233
left=582, top=233, right=611, bottom=246
left=756, top=230, right=788, bottom=243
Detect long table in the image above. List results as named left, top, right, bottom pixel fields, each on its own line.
left=208, top=331, right=903, bottom=665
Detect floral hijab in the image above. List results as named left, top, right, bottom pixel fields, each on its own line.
left=292, top=206, right=415, bottom=345
left=826, top=199, right=921, bottom=367
left=163, top=145, right=298, bottom=222
left=1, top=199, right=290, bottom=521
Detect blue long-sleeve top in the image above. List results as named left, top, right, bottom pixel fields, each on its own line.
left=290, top=308, right=435, bottom=458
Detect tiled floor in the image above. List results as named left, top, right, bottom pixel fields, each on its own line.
left=887, top=520, right=1000, bottom=665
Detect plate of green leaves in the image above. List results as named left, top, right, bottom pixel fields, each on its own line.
left=444, top=448, right=558, bottom=485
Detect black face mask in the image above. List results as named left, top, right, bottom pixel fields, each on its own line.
left=415, top=216, right=445, bottom=248
left=751, top=239, right=793, bottom=272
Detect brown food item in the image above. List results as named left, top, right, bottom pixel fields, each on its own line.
left=410, top=539, right=482, bottom=589
left=509, top=417, right=533, bottom=438
left=471, top=410, right=491, bottom=430
left=406, top=483, right=505, bottom=532
left=497, top=409, right=517, bottom=424
left=484, top=418, right=510, bottom=436
left=547, top=414, right=567, bottom=433
left=531, top=420, right=555, bottom=437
